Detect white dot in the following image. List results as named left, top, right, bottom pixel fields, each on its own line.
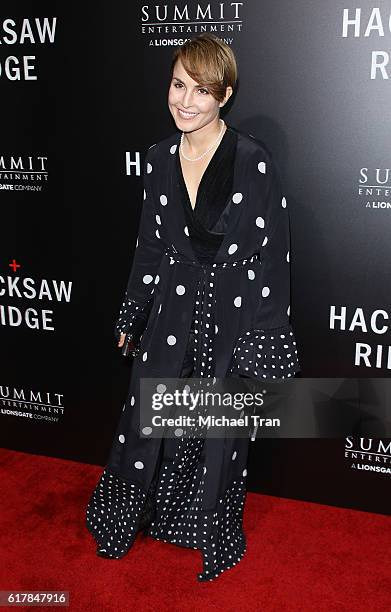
left=258, top=161, right=266, bottom=174
left=184, top=226, right=189, bottom=236
left=281, top=196, right=287, bottom=208
left=134, top=461, right=144, bottom=470
left=118, top=434, right=125, bottom=443
left=248, top=269, right=255, bottom=280
left=156, top=383, right=166, bottom=393
left=232, top=451, right=237, bottom=460
left=215, top=324, right=218, bottom=334
left=232, top=192, right=243, bottom=204
left=286, top=251, right=290, bottom=262
left=142, top=426, right=152, bottom=435
left=203, top=466, right=207, bottom=474
left=154, top=275, right=160, bottom=284
left=147, top=163, right=153, bottom=174
left=170, top=144, right=177, bottom=154
left=176, top=285, right=185, bottom=295
left=242, top=469, right=247, bottom=477
left=155, top=229, right=160, bottom=238
left=155, top=214, right=161, bottom=225
left=167, top=335, right=176, bottom=345
left=228, top=243, right=238, bottom=255
left=175, top=428, right=183, bottom=437
left=255, top=216, right=265, bottom=228
left=143, top=274, right=153, bottom=284
left=234, top=296, right=242, bottom=307
left=160, top=194, right=167, bottom=205
left=262, top=236, right=268, bottom=247
left=143, top=189, right=146, bottom=200
left=287, top=305, right=291, bottom=316
left=142, top=351, right=148, bottom=361
left=261, top=286, right=270, bottom=297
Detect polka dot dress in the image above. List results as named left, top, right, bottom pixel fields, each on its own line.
left=229, top=328, right=299, bottom=378
left=86, top=469, right=146, bottom=558
left=114, top=297, right=151, bottom=340
left=145, top=447, right=247, bottom=581
left=85, top=126, right=301, bottom=582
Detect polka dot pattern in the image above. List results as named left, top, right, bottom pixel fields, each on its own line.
left=114, top=297, right=152, bottom=339
left=99, top=134, right=302, bottom=586
left=85, top=469, right=146, bottom=559
left=145, top=440, right=247, bottom=582
left=164, top=249, right=263, bottom=378
left=229, top=326, right=300, bottom=379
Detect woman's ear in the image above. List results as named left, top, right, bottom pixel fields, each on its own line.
left=220, top=86, right=233, bottom=107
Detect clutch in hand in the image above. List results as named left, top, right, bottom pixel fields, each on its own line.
left=121, top=332, right=141, bottom=358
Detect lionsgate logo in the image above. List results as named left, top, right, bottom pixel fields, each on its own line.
left=141, top=2, right=244, bottom=46
left=0, top=154, right=48, bottom=192
left=345, top=436, right=391, bottom=476
left=0, top=384, right=65, bottom=424
left=358, top=167, right=390, bottom=210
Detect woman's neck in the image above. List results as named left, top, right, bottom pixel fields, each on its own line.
left=182, top=117, right=225, bottom=157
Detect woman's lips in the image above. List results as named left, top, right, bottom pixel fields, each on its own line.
left=177, top=108, right=199, bottom=120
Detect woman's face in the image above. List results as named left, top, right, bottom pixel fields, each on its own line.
left=168, top=58, right=224, bottom=132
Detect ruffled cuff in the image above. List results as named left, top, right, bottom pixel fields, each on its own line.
left=113, top=296, right=152, bottom=341
left=229, top=325, right=300, bottom=379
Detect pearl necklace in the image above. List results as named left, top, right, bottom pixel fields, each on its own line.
left=180, top=118, right=226, bottom=162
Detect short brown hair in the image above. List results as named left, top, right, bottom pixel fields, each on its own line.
left=170, top=34, right=238, bottom=102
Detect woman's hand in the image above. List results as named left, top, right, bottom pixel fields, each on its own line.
left=118, top=333, right=126, bottom=348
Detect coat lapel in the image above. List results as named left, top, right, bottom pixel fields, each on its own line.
left=162, top=127, right=250, bottom=264
left=213, top=131, right=250, bottom=263
left=167, top=132, right=197, bottom=260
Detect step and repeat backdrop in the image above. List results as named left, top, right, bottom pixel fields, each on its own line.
left=1, top=2, right=390, bottom=515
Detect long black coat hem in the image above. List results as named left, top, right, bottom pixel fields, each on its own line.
left=85, top=464, right=247, bottom=582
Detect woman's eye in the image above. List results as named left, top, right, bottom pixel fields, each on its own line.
left=172, top=82, right=208, bottom=94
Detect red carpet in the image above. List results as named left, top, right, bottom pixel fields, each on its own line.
left=0, top=447, right=390, bottom=612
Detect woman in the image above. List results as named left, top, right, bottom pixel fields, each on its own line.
left=86, top=33, right=300, bottom=582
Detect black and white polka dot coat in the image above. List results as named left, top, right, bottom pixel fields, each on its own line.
left=86, top=125, right=300, bottom=581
